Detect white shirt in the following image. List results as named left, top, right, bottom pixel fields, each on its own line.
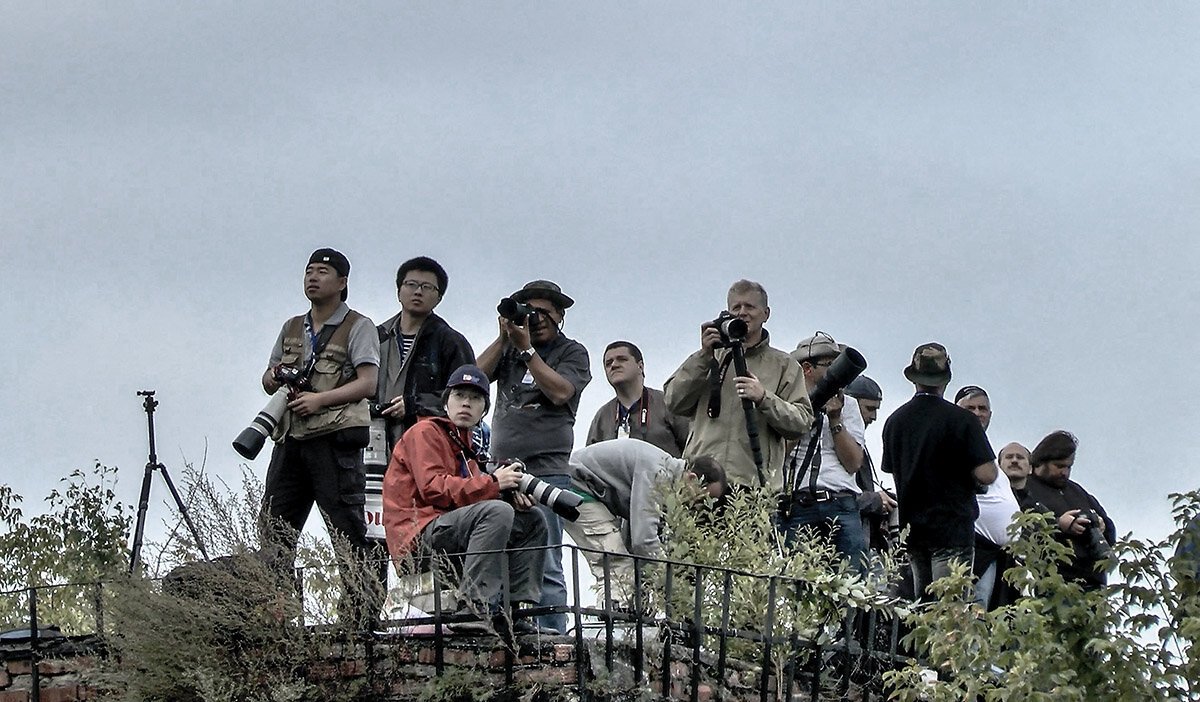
left=787, top=393, right=866, bottom=494
left=975, top=468, right=1020, bottom=545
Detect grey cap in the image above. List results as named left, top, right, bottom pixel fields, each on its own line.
left=844, top=375, right=882, bottom=402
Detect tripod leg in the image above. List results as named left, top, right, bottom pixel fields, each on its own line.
left=157, top=463, right=211, bottom=561
left=128, top=462, right=157, bottom=574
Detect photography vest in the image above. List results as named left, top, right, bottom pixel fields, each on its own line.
left=272, top=309, right=371, bottom=441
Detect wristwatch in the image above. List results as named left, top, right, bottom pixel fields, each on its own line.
left=517, top=347, right=536, bottom=363
left=829, top=423, right=844, bottom=435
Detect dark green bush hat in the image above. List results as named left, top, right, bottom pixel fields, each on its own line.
left=510, top=280, right=574, bottom=310
left=903, top=342, right=952, bottom=386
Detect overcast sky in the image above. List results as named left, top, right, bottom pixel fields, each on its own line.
left=4, top=3, right=1198, bottom=554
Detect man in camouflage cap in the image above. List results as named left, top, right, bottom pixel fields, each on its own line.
left=880, top=343, right=997, bottom=601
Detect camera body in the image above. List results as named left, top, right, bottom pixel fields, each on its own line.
left=497, top=297, right=542, bottom=326
left=1077, top=509, right=1111, bottom=561
left=273, top=364, right=314, bottom=396
left=707, top=311, right=748, bottom=347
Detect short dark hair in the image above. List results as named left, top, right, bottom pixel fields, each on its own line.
left=1030, top=430, right=1078, bottom=467
left=396, top=256, right=448, bottom=296
left=689, top=456, right=728, bottom=497
left=603, top=341, right=643, bottom=364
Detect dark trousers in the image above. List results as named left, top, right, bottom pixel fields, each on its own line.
left=260, top=431, right=383, bottom=627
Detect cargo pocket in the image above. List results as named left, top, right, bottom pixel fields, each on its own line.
left=335, top=448, right=366, bottom=506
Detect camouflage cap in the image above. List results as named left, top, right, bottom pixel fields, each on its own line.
left=903, top=342, right=952, bottom=386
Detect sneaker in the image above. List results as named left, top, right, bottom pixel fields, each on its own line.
left=446, top=615, right=492, bottom=635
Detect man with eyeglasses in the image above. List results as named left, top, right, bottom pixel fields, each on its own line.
left=779, top=332, right=870, bottom=574
left=376, top=256, right=475, bottom=446
left=478, top=279, right=592, bottom=634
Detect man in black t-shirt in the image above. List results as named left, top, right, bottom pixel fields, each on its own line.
left=881, top=343, right=997, bottom=601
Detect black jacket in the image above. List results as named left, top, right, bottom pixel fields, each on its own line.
left=376, top=312, right=474, bottom=444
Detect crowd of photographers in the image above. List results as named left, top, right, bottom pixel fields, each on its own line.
left=240, top=248, right=1116, bottom=635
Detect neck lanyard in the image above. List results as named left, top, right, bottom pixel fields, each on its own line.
left=616, top=388, right=649, bottom=427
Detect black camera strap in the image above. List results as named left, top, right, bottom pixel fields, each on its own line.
left=706, top=353, right=735, bottom=418
left=439, top=421, right=479, bottom=478
left=784, top=413, right=824, bottom=494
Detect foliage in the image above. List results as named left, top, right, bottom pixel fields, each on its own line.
left=654, top=483, right=904, bottom=696
left=104, top=466, right=385, bottom=701
left=0, top=461, right=130, bottom=633
left=885, top=492, right=1200, bottom=701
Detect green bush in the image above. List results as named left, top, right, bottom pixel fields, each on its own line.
left=0, top=462, right=130, bottom=634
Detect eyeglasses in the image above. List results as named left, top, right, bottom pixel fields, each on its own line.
left=401, top=280, right=440, bottom=294
left=813, top=360, right=835, bottom=368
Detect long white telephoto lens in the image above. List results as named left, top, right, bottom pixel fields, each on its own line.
left=516, top=473, right=582, bottom=522
left=232, top=392, right=289, bottom=459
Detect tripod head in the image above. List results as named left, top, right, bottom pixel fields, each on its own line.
left=138, top=389, right=158, bottom=413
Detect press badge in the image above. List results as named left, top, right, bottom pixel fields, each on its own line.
left=617, top=421, right=630, bottom=439
left=521, top=369, right=535, bottom=384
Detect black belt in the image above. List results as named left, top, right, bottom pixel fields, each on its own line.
left=789, top=488, right=855, bottom=504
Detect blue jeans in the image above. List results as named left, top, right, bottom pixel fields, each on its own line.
left=533, top=474, right=571, bottom=633
left=781, top=495, right=869, bottom=577
left=909, top=544, right=974, bottom=602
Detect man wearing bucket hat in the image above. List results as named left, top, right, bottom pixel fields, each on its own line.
left=382, top=365, right=548, bottom=635
left=478, top=279, right=592, bottom=633
left=880, top=343, right=997, bottom=601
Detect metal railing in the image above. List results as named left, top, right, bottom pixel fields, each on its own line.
left=3, top=543, right=913, bottom=701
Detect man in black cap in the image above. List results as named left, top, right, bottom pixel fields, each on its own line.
left=477, top=279, right=592, bottom=633
left=880, top=343, right=997, bottom=601
left=257, top=248, right=382, bottom=627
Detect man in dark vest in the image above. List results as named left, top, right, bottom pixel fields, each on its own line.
left=258, top=248, right=382, bottom=627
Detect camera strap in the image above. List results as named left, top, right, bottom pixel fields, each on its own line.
left=784, top=413, right=824, bottom=493
left=706, top=353, right=735, bottom=418
left=302, top=313, right=343, bottom=378
left=440, top=421, right=479, bottom=478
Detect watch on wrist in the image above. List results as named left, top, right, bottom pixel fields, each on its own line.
left=518, top=347, right=536, bottom=363
left=829, top=423, right=844, bottom=435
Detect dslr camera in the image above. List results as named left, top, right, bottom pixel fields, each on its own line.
left=706, top=311, right=748, bottom=347
left=1077, top=509, right=1111, bottom=561
left=231, top=364, right=314, bottom=460
left=497, top=297, right=542, bottom=326
left=487, top=460, right=581, bottom=522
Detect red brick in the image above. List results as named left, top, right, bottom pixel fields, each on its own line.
left=551, top=644, right=574, bottom=662
left=36, top=660, right=69, bottom=675
left=7, top=661, right=30, bottom=676
left=696, top=684, right=712, bottom=702
left=338, top=660, right=365, bottom=677
left=418, top=648, right=436, bottom=665
left=516, top=666, right=577, bottom=685
left=0, top=691, right=29, bottom=702
left=35, top=687, right=85, bottom=702
left=0, top=669, right=9, bottom=687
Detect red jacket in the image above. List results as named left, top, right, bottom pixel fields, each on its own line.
left=383, top=416, right=500, bottom=558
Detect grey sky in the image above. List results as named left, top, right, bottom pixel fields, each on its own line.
left=4, top=3, right=1198, bottom=550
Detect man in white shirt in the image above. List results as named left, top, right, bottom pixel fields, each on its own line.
left=955, top=385, right=1020, bottom=608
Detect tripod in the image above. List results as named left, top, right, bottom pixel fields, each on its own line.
left=128, top=391, right=209, bottom=575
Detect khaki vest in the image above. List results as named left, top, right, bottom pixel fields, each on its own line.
left=272, top=310, right=371, bottom=441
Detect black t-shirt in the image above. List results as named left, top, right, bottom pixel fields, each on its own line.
left=881, top=394, right=995, bottom=548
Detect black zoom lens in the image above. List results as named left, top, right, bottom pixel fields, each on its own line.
left=497, top=297, right=533, bottom=324
left=516, top=474, right=581, bottom=521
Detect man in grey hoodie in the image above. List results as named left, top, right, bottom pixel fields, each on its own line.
left=563, top=439, right=727, bottom=604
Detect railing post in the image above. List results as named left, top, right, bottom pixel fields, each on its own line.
left=30, top=587, right=41, bottom=702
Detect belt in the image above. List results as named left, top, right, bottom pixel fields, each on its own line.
left=790, top=489, right=855, bottom=504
